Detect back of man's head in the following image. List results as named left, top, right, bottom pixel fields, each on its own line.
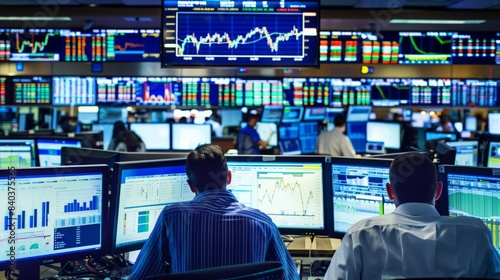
left=389, top=152, right=437, bottom=204
left=334, top=115, right=347, bottom=128
left=186, top=144, right=228, bottom=192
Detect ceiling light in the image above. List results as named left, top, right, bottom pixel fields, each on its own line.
left=0, top=16, right=72, bottom=21
left=390, top=19, right=485, bottom=24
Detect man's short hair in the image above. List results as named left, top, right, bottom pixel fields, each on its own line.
left=334, top=115, right=347, bottom=127
left=389, top=152, right=437, bottom=204
left=186, top=144, right=228, bottom=192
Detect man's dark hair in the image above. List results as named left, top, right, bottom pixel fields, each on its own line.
left=334, top=115, right=347, bottom=127
left=186, top=144, right=228, bottom=192
left=389, top=152, right=437, bottom=204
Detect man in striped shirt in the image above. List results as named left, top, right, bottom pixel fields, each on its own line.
left=128, top=144, right=299, bottom=279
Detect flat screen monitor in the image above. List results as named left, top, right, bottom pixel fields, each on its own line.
left=226, top=156, right=328, bottom=235
left=438, top=165, right=500, bottom=253
left=0, top=165, right=108, bottom=273
left=411, top=112, right=432, bottom=128
left=346, top=106, right=371, bottom=122
left=303, top=107, right=326, bottom=121
left=279, top=123, right=299, bottom=140
left=61, top=147, right=120, bottom=168
left=366, top=122, right=401, bottom=150
left=261, top=106, right=283, bottom=123
left=279, top=139, right=301, bottom=155
left=487, top=141, right=500, bottom=168
left=446, top=141, right=479, bottom=166
left=119, top=152, right=189, bottom=162
left=171, top=124, right=212, bottom=150
left=465, top=116, right=477, bottom=131
left=346, top=122, right=367, bottom=153
left=71, top=131, right=104, bottom=150
left=0, top=139, right=36, bottom=168
left=240, top=122, right=278, bottom=147
left=221, top=109, right=243, bottom=127
left=36, top=138, right=82, bottom=167
left=130, top=123, right=171, bottom=151
left=52, top=77, right=96, bottom=106
left=425, top=132, right=458, bottom=141
left=161, top=0, right=320, bottom=68
left=298, top=122, right=318, bottom=154
left=91, top=123, right=114, bottom=150
left=78, top=111, right=99, bottom=125
left=282, top=107, right=304, bottom=123
left=111, top=159, right=194, bottom=253
left=332, top=158, right=393, bottom=236
left=488, top=113, right=500, bottom=134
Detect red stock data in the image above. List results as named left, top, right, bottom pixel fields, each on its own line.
left=52, top=77, right=96, bottom=106
left=369, top=78, right=411, bottom=107
left=13, top=77, right=51, bottom=105
left=283, top=78, right=330, bottom=106
left=361, top=33, right=399, bottom=64
left=0, top=78, right=6, bottom=105
left=452, top=32, right=496, bottom=64
left=399, top=32, right=452, bottom=64
left=7, top=29, right=61, bottom=61
left=319, top=31, right=360, bottom=63
left=0, top=31, right=10, bottom=61
left=452, top=79, right=498, bottom=107
left=135, top=77, right=182, bottom=106
left=410, top=79, right=451, bottom=106
left=96, top=77, right=138, bottom=105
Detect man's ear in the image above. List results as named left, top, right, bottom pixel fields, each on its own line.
left=386, top=182, right=396, bottom=200
left=435, top=181, right=443, bottom=201
left=187, top=179, right=197, bottom=194
left=227, top=170, right=232, bottom=185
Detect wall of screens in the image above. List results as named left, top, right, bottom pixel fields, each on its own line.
left=0, top=76, right=499, bottom=107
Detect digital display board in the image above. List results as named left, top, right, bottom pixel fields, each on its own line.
left=331, top=79, right=371, bottom=107
left=452, top=32, right=496, bottom=64
left=398, top=32, right=453, bottom=64
left=282, top=78, right=330, bottom=107
left=135, top=77, right=182, bottom=106
left=13, top=76, right=51, bottom=105
left=410, top=79, right=451, bottom=106
left=319, top=31, right=363, bottom=63
left=6, top=29, right=61, bottom=61
left=96, top=77, right=138, bottom=105
left=369, top=78, right=411, bottom=107
left=161, top=0, right=320, bottom=67
left=52, top=77, right=96, bottom=106
left=361, top=32, right=399, bottom=64
left=0, top=77, right=6, bottom=105
left=452, top=79, right=498, bottom=107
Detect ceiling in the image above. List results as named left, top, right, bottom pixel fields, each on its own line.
left=0, top=0, right=499, bottom=31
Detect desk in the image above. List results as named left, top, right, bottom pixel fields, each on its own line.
left=286, top=236, right=341, bottom=257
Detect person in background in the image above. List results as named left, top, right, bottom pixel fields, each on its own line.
left=236, top=113, right=274, bottom=154
left=324, top=152, right=500, bottom=279
left=114, top=129, right=146, bottom=152
left=315, top=115, right=356, bottom=157
left=127, top=144, right=299, bottom=279
left=435, top=114, right=455, bottom=132
left=107, top=121, right=127, bottom=150
left=205, top=114, right=223, bottom=138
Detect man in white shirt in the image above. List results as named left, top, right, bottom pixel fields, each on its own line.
left=325, top=152, right=500, bottom=280
left=316, top=115, right=356, bottom=157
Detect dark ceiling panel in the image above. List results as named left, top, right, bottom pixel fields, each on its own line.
left=448, top=0, right=500, bottom=9
left=321, top=0, right=360, bottom=6
left=122, top=0, right=160, bottom=5
left=76, top=0, right=125, bottom=4
left=354, top=0, right=406, bottom=9
left=404, top=0, right=459, bottom=7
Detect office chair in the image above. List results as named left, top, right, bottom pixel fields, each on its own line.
left=146, top=261, right=283, bottom=280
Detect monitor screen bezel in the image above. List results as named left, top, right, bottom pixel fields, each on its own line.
left=35, top=137, right=83, bottom=167
left=171, top=123, right=212, bottom=151
left=110, top=158, right=188, bottom=254
left=0, top=164, right=109, bottom=270
left=129, top=122, right=172, bottom=151
left=0, top=137, right=38, bottom=167
left=366, top=121, right=402, bottom=150
left=225, top=155, right=332, bottom=236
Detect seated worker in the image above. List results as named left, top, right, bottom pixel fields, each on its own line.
left=113, top=130, right=146, bottom=152
left=236, top=113, right=274, bottom=154
left=127, top=144, right=299, bottom=280
left=435, top=115, right=455, bottom=132
left=325, top=152, right=500, bottom=279
left=315, top=115, right=356, bottom=157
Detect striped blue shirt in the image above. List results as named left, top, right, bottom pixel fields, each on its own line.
left=128, top=189, right=299, bottom=280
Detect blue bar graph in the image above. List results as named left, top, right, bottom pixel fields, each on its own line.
left=4, top=201, right=49, bottom=230
left=63, top=196, right=99, bottom=213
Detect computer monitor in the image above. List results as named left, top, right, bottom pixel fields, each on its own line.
left=261, top=106, right=283, bottom=123
left=36, top=138, right=82, bottom=167
left=446, top=141, right=479, bottom=166
left=77, top=111, right=99, bottom=125
left=171, top=124, right=212, bottom=150
left=91, top=123, right=114, bottom=150
left=488, top=112, right=500, bottom=135
left=61, top=147, right=120, bottom=168
left=486, top=141, right=500, bottom=168
left=130, top=123, right=171, bottom=151
left=220, top=109, right=243, bottom=127
left=346, top=122, right=367, bottom=153
left=298, top=122, right=318, bottom=154
left=332, top=157, right=394, bottom=236
left=279, top=139, right=301, bottom=155
left=111, top=159, right=194, bottom=253
left=465, top=116, right=477, bottom=132
left=119, top=152, right=189, bottom=161
left=438, top=165, right=500, bottom=253
left=0, top=165, right=108, bottom=275
left=226, top=155, right=329, bottom=235
left=240, top=122, right=278, bottom=147
left=282, top=107, right=304, bottom=123
left=366, top=122, right=402, bottom=150
left=70, top=131, right=104, bottom=149
left=279, top=123, right=299, bottom=140
left=411, top=112, right=432, bottom=128
left=346, top=106, right=371, bottom=122
left=425, top=132, right=458, bottom=141
left=303, top=107, right=326, bottom=121
left=0, top=139, right=37, bottom=168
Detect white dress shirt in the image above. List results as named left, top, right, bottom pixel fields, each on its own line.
left=325, top=203, right=500, bottom=280
left=315, top=128, right=356, bottom=157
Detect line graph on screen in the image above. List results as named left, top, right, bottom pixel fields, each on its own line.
left=176, top=12, right=304, bottom=57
